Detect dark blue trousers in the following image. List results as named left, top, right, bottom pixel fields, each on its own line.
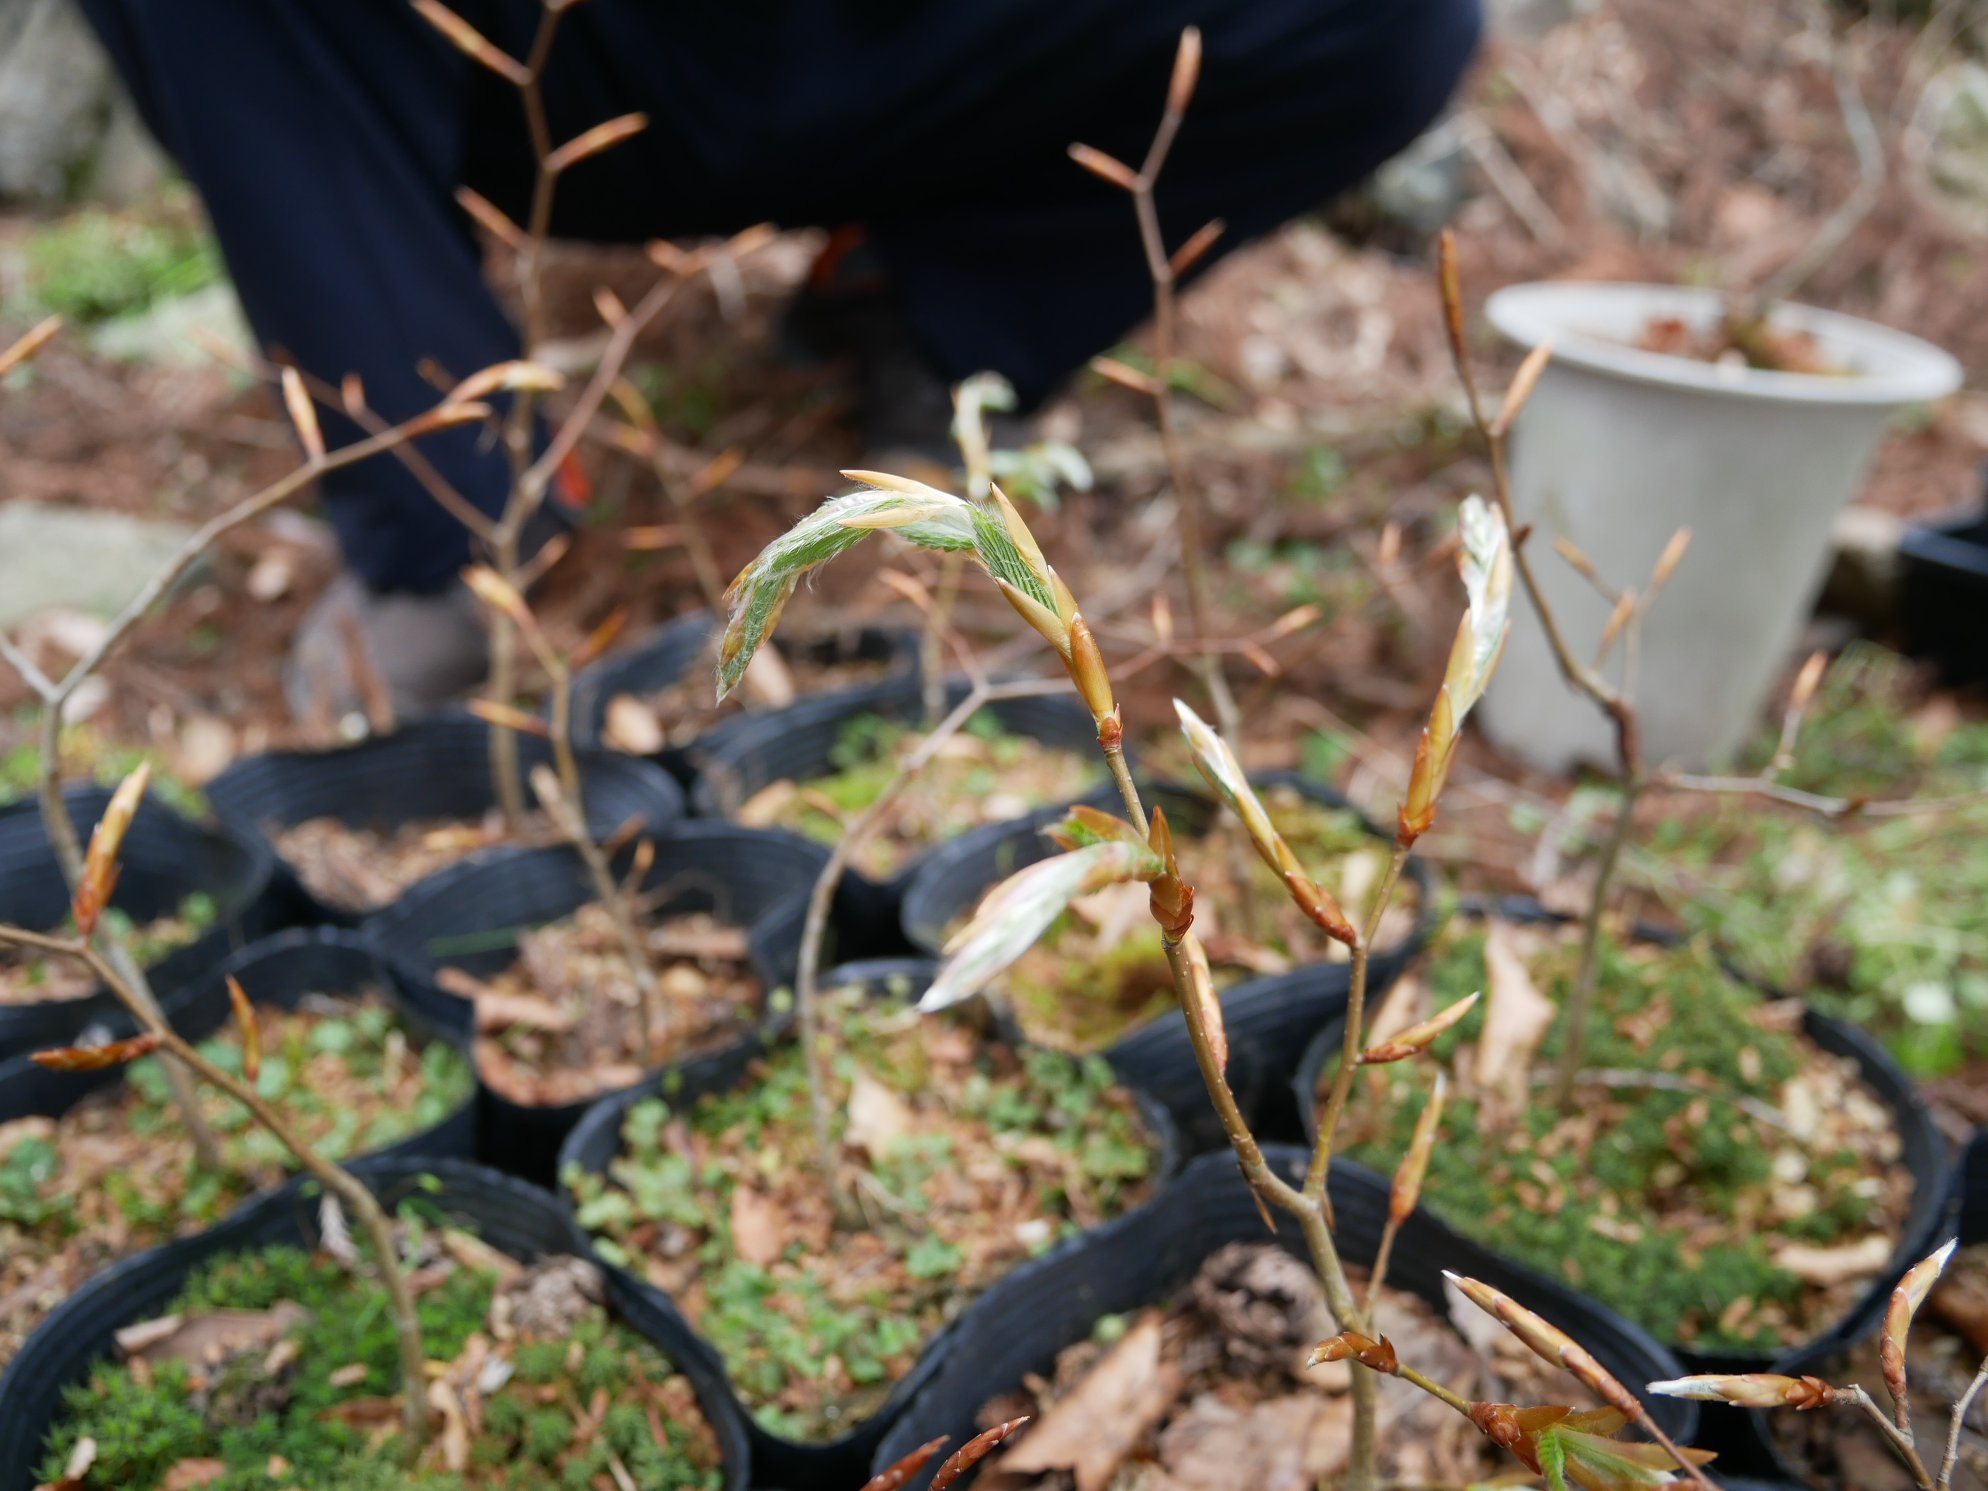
left=79, top=0, right=1480, bottom=591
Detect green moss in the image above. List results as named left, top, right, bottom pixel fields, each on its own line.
left=565, top=987, right=1157, bottom=1439
left=19, top=194, right=222, bottom=326
left=1648, top=643, right=1988, bottom=1076
left=1336, top=920, right=1896, bottom=1353
left=37, top=1216, right=722, bottom=1491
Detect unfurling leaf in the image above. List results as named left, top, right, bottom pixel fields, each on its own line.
left=1647, top=1374, right=1841, bottom=1410
left=1044, top=805, right=1146, bottom=853
left=32, top=1032, right=163, bottom=1072
left=922, top=839, right=1164, bottom=1013
left=929, top=1417, right=1030, bottom=1491
left=1390, top=1070, right=1446, bottom=1224
left=76, top=762, right=150, bottom=938
left=280, top=367, right=324, bottom=463
left=1308, top=1331, right=1398, bottom=1374
left=227, top=976, right=261, bottom=1082
left=545, top=113, right=648, bottom=174
left=717, top=472, right=1073, bottom=701
left=1358, top=991, right=1479, bottom=1064
left=1174, top=700, right=1355, bottom=944
left=410, top=0, right=529, bottom=85
left=1880, top=1238, right=1956, bottom=1412
left=1399, top=495, right=1511, bottom=845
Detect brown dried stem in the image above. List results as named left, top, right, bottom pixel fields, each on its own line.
left=0, top=923, right=430, bottom=1443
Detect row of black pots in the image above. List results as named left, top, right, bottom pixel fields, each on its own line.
left=553, top=959, right=1186, bottom=1489
left=0, top=783, right=278, bottom=1062
left=205, top=709, right=690, bottom=927
left=0, top=926, right=476, bottom=1164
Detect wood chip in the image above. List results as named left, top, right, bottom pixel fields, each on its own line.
left=1774, top=1234, right=1894, bottom=1286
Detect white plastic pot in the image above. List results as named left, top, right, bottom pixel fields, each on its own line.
left=1475, top=282, right=1962, bottom=772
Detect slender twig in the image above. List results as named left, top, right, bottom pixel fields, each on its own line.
left=1307, top=845, right=1411, bottom=1191
left=1845, top=1384, right=1938, bottom=1489
left=1939, top=1356, right=1988, bottom=1491
left=0, top=925, right=430, bottom=1442
left=1551, top=778, right=1640, bottom=1103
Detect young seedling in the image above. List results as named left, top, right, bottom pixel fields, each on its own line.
left=1072, top=27, right=1244, bottom=749
left=1651, top=1239, right=1981, bottom=1491
left=0, top=317, right=495, bottom=1173
left=716, top=449, right=1586, bottom=1488
left=415, top=0, right=773, bottom=826
left=460, top=568, right=668, bottom=1032
left=0, top=766, right=432, bottom=1442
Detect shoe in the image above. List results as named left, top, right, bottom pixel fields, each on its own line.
left=283, top=573, right=491, bottom=727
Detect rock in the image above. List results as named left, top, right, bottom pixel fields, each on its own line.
left=0, top=501, right=202, bottom=627
left=0, top=0, right=113, bottom=201
left=90, top=283, right=253, bottom=366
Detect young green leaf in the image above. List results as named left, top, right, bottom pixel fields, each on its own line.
left=922, top=839, right=1163, bottom=1013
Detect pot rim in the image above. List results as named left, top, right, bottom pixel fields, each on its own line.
left=1486, top=281, right=1962, bottom=407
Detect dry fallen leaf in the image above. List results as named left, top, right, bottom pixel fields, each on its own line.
left=428, top=1378, right=472, bottom=1472
left=1774, top=1235, right=1893, bottom=1287
left=604, top=695, right=666, bottom=755
left=1471, top=919, right=1557, bottom=1129
left=729, top=1184, right=787, bottom=1267
left=160, top=1459, right=227, bottom=1491
left=846, top=1070, right=916, bottom=1158
left=992, top=1313, right=1184, bottom=1491
left=119, top=1303, right=311, bottom=1366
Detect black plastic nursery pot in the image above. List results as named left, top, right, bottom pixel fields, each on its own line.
left=571, top=608, right=921, bottom=782
left=1292, top=896, right=1952, bottom=1380
left=204, top=711, right=686, bottom=927
left=1745, top=1124, right=1988, bottom=1491
left=692, top=675, right=1102, bottom=959
left=0, top=784, right=275, bottom=1062
left=871, top=1145, right=1703, bottom=1491
left=901, top=772, right=1436, bottom=1154
left=1898, top=501, right=1988, bottom=688
left=0, top=1156, right=752, bottom=1491
left=0, top=926, right=477, bottom=1163
left=556, top=957, right=1184, bottom=1491
left=365, top=822, right=831, bottom=1188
